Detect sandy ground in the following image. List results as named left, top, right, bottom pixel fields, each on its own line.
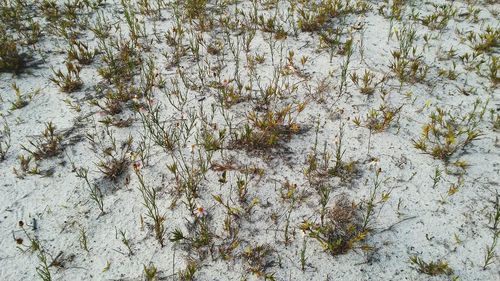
left=0, top=0, right=499, bottom=280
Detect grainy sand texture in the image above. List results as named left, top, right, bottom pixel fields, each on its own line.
left=0, top=0, right=499, bottom=280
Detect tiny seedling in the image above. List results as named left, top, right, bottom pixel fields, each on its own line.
left=430, top=167, right=442, bottom=189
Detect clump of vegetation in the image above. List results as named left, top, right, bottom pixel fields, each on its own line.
left=488, top=56, right=499, bottom=86
left=420, top=3, right=456, bottom=30
left=410, top=255, right=454, bottom=276
left=67, top=40, right=97, bottom=65
left=305, top=122, right=358, bottom=186
left=86, top=127, right=132, bottom=181
left=413, top=101, right=485, bottom=161
left=169, top=207, right=213, bottom=259
left=178, top=260, right=197, bottom=281
left=10, top=83, right=29, bottom=110
left=0, top=34, right=28, bottom=73
left=184, top=0, right=208, bottom=20
left=232, top=103, right=306, bottom=150
left=354, top=103, right=402, bottom=133
left=21, top=122, right=63, bottom=160
left=468, top=26, right=499, bottom=54
left=300, top=196, right=366, bottom=255
left=390, top=26, right=429, bottom=84
left=242, top=244, right=276, bottom=279
left=98, top=39, right=139, bottom=83
left=50, top=62, right=83, bottom=93
left=350, top=70, right=385, bottom=95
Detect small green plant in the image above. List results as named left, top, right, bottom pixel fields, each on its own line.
left=75, top=167, right=105, bottom=214
left=21, top=122, right=63, bottom=160
left=97, top=39, right=139, bottom=83
left=10, top=83, right=29, bottom=110
left=410, top=255, right=454, bottom=276
left=305, top=121, right=358, bottom=185
left=179, top=260, right=197, bottom=281
left=483, top=193, right=499, bottom=270
left=438, top=61, right=459, bottom=80
left=135, top=165, right=166, bottom=247
left=0, top=118, right=11, bottom=161
left=339, top=39, right=354, bottom=96
left=36, top=249, right=52, bottom=281
left=13, top=155, right=41, bottom=178
left=143, top=263, right=158, bottom=281
left=50, top=62, right=83, bottom=93
left=361, top=169, right=388, bottom=232
left=167, top=147, right=212, bottom=210
left=184, top=0, right=208, bottom=19
left=89, top=87, right=126, bottom=116
left=300, top=239, right=307, bottom=272
left=169, top=208, right=213, bottom=259
left=430, top=167, right=442, bottom=189
left=295, top=1, right=358, bottom=33
left=297, top=7, right=326, bottom=32
left=420, top=3, right=456, bottom=30
left=350, top=70, right=385, bottom=95
left=116, top=228, right=133, bottom=256
left=16, top=221, right=52, bottom=280
left=79, top=227, right=89, bottom=252
left=354, top=103, right=402, bottom=133
left=138, top=102, right=182, bottom=152
left=120, top=0, right=147, bottom=47
left=390, top=26, right=428, bottom=84
left=468, top=26, right=499, bottom=54
left=488, top=56, right=498, bottom=86
left=492, top=113, right=500, bottom=131
left=16, top=221, right=41, bottom=253
left=242, top=244, right=275, bottom=279
left=67, top=40, right=97, bottom=65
